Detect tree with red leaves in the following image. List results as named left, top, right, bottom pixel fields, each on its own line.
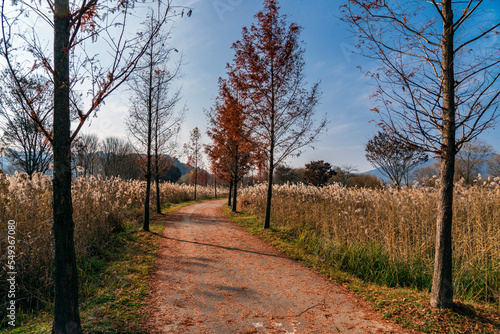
left=229, top=0, right=326, bottom=228
left=206, top=80, right=256, bottom=212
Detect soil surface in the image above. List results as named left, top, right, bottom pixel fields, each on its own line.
left=146, top=200, right=414, bottom=333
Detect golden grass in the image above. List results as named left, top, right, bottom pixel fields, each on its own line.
left=0, top=172, right=223, bottom=327
left=238, top=179, right=500, bottom=306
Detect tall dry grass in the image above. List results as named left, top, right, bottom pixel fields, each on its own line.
left=238, top=179, right=500, bottom=305
left=0, top=172, right=222, bottom=322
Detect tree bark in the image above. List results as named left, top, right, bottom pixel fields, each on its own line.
left=264, top=102, right=275, bottom=229
left=144, top=168, right=151, bottom=231
left=155, top=144, right=161, bottom=214
left=228, top=180, right=233, bottom=207
left=232, top=177, right=237, bottom=212
left=194, top=167, right=197, bottom=201
left=264, top=53, right=276, bottom=230
left=263, top=165, right=274, bottom=229
left=155, top=175, right=161, bottom=214
left=431, top=0, right=455, bottom=309
left=143, top=42, right=155, bottom=232
left=52, top=0, right=82, bottom=332
left=214, top=176, right=217, bottom=199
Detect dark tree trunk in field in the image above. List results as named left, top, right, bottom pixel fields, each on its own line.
left=52, top=0, right=82, bottom=332
left=228, top=180, right=233, bottom=207
left=143, top=45, right=155, bottom=232
left=263, top=166, right=273, bottom=229
left=144, top=170, right=151, bottom=231
left=194, top=167, right=197, bottom=201
left=155, top=175, right=161, bottom=214
left=143, top=112, right=152, bottom=231
left=431, top=0, right=455, bottom=309
left=232, top=178, right=237, bottom=212
left=155, top=146, right=161, bottom=214
left=214, top=177, right=217, bottom=198
left=264, top=133, right=275, bottom=229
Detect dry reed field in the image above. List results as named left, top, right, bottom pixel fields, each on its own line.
left=0, top=172, right=220, bottom=321
left=238, top=180, right=500, bottom=306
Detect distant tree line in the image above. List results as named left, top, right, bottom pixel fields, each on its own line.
left=272, top=136, right=500, bottom=189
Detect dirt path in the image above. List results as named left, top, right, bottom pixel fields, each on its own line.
left=146, top=200, right=413, bottom=333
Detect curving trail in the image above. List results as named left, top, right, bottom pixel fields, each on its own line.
left=146, top=200, right=413, bottom=333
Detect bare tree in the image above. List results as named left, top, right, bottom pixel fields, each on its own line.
left=99, top=136, right=138, bottom=179
left=412, top=160, right=441, bottom=187
left=229, top=0, right=326, bottom=229
left=73, top=133, right=99, bottom=177
left=331, top=164, right=358, bottom=186
left=1, top=0, right=184, bottom=330
left=184, top=127, right=202, bottom=201
left=366, top=131, right=428, bottom=188
left=151, top=64, right=184, bottom=214
left=126, top=12, right=184, bottom=228
left=455, top=139, right=493, bottom=184
left=344, top=0, right=500, bottom=308
left=0, top=72, right=52, bottom=177
left=487, top=153, right=500, bottom=178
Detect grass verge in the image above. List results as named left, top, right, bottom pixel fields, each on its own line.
left=222, top=206, right=500, bottom=334
left=1, top=200, right=205, bottom=334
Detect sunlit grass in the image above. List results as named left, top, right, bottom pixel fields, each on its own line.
left=0, top=172, right=224, bottom=330
left=223, top=205, right=500, bottom=333
left=237, top=181, right=500, bottom=306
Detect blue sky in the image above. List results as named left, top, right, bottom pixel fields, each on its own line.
left=85, top=0, right=500, bottom=172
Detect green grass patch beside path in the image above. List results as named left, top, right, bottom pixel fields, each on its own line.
left=222, top=206, right=500, bottom=334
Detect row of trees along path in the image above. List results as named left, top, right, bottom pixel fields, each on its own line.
left=1, top=0, right=189, bottom=332
left=206, top=0, right=327, bottom=224
left=206, top=0, right=500, bottom=314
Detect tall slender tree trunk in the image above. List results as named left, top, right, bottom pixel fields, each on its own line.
left=143, top=48, right=154, bottom=232
left=263, top=162, right=274, bottom=229
left=264, top=57, right=276, bottom=230
left=144, top=159, right=152, bottom=231
left=194, top=167, right=197, bottom=201
left=431, top=0, right=455, bottom=309
left=228, top=180, right=233, bottom=207
left=214, top=176, right=217, bottom=198
left=232, top=155, right=239, bottom=212
left=264, top=136, right=275, bottom=230
left=155, top=174, right=161, bottom=214
left=232, top=176, right=238, bottom=212
left=264, top=94, right=275, bottom=229
left=154, top=76, right=162, bottom=214
left=155, top=136, right=161, bottom=214
left=52, top=0, right=82, bottom=332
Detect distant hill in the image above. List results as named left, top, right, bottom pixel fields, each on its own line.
left=363, top=158, right=436, bottom=182
left=363, top=155, right=493, bottom=182
left=172, top=158, right=188, bottom=175
left=1, top=150, right=190, bottom=177
left=363, top=167, right=389, bottom=181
